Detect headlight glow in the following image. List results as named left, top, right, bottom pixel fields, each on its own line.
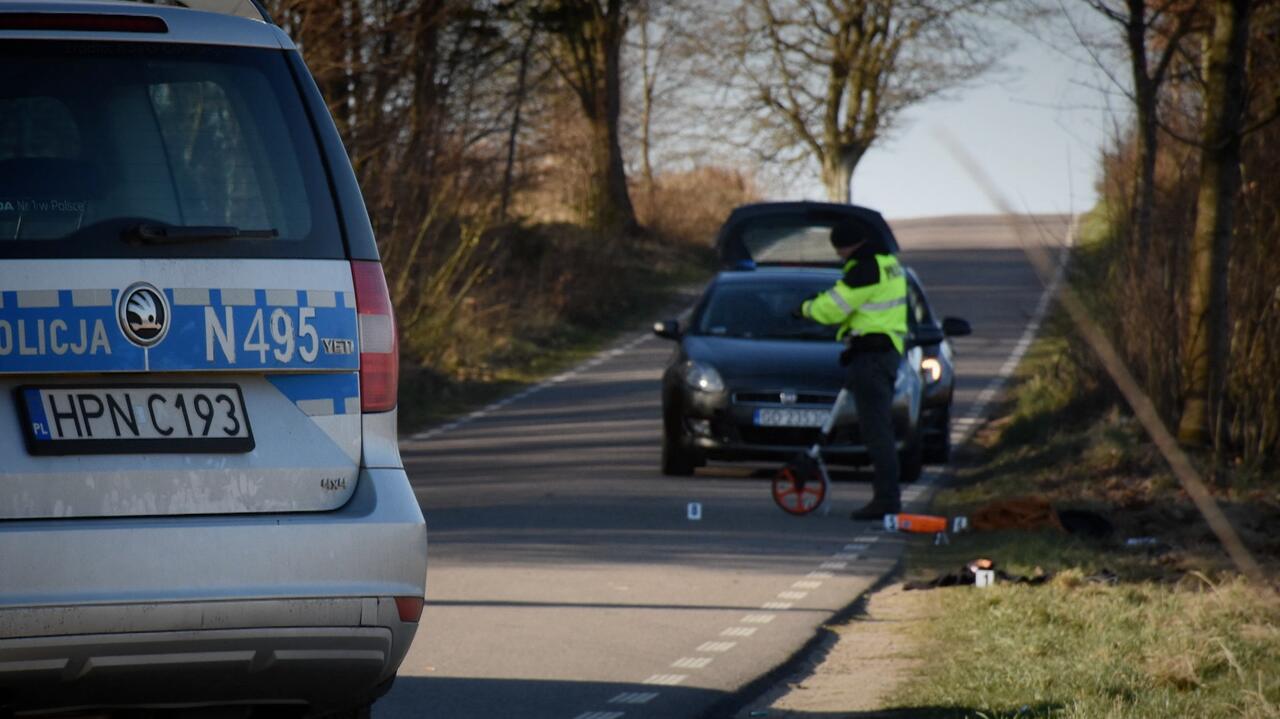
left=684, top=361, right=725, bottom=393
left=921, top=357, right=943, bottom=383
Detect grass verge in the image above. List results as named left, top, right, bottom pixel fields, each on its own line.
left=881, top=306, right=1280, bottom=719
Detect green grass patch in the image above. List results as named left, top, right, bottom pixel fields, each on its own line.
left=889, top=571, right=1280, bottom=718
left=883, top=294, right=1280, bottom=718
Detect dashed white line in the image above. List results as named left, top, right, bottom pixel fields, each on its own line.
left=761, top=601, right=793, bottom=610
left=609, top=692, right=659, bottom=705
left=843, top=543, right=869, bottom=552
left=672, top=657, right=713, bottom=669
left=721, top=626, right=757, bottom=637
left=819, top=561, right=847, bottom=570
left=643, top=674, right=687, bottom=686
left=792, top=580, right=822, bottom=590
left=401, top=328, right=655, bottom=444
left=697, top=641, right=737, bottom=653
left=777, top=591, right=808, bottom=600
left=807, top=571, right=834, bottom=579
left=741, top=614, right=775, bottom=624
left=831, top=552, right=860, bottom=561
left=853, top=536, right=879, bottom=543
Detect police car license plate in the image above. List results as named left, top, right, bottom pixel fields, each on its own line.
left=754, top=408, right=829, bottom=428
left=18, top=385, right=254, bottom=455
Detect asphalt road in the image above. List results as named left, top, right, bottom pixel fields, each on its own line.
left=378, top=214, right=1072, bottom=719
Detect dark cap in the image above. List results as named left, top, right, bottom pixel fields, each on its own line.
left=829, top=222, right=865, bottom=249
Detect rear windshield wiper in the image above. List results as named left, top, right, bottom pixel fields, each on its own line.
left=126, top=222, right=279, bottom=244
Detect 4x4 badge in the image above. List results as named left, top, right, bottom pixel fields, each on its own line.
left=118, top=283, right=170, bottom=348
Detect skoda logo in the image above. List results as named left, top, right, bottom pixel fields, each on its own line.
left=780, top=390, right=798, bottom=405
left=118, top=283, right=169, bottom=348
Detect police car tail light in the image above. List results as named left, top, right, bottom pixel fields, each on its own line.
left=352, top=261, right=399, bottom=413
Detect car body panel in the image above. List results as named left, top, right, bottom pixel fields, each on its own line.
left=716, top=201, right=900, bottom=268
left=0, top=4, right=425, bottom=713
left=0, top=1, right=293, bottom=49
left=0, top=260, right=363, bottom=519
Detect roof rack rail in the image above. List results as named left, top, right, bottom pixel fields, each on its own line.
left=115, top=0, right=274, bottom=24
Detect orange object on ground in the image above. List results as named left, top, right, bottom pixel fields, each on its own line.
left=969, top=496, right=1064, bottom=532
left=891, top=513, right=948, bottom=533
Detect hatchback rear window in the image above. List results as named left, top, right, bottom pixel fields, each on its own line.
left=0, top=41, right=343, bottom=259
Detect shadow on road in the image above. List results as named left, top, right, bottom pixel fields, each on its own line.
left=732, top=705, right=1063, bottom=719
left=376, top=676, right=727, bottom=719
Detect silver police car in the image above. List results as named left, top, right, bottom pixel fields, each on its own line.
left=0, top=2, right=427, bottom=714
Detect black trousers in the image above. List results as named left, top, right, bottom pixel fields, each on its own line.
left=844, top=350, right=901, bottom=509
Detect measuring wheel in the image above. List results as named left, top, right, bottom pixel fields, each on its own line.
left=771, top=452, right=828, bottom=515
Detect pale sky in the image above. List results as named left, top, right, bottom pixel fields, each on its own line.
left=781, top=20, right=1118, bottom=220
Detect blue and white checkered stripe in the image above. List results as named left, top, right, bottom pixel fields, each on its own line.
left=0, top=287, right=359, bottom=374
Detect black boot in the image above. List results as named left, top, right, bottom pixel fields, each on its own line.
left=849, top=500, right=900, bottom=521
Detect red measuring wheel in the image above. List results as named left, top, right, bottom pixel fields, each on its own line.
left=771, top=455, right=827, bottom=516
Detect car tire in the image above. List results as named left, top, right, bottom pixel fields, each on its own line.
left=898, top=432, right=924, bottom=484
left=661, top=427, right=698, bottom=476
left=922, top=407, right=951, bottom=464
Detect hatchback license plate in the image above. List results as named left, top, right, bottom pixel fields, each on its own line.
left=18, top=385, right=254, bottom=455
left=754, top=408, right=830, bottom=428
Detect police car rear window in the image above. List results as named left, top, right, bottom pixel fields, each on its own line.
left=0, top=41, right=343, bottom=259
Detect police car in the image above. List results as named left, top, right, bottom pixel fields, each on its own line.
left=0, top=2, right=427, bottom=714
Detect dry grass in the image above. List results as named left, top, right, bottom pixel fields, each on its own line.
left=395, top=165, right=757, bottom=431
left=882, top=302, right=1280, bottom=719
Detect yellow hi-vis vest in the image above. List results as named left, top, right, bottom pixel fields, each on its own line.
left=801, top=254, right=908, bottom=353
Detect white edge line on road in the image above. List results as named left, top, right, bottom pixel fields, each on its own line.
left=947, top=216, right=1078, bottom=448
left=697, top=641, right=737, bottom=653
left=608, top=692, right=660, bottom=705
left=403, top=329, right=654, bottom=442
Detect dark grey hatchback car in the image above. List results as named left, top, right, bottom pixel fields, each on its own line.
left=654, top=202, right=970, bottom=481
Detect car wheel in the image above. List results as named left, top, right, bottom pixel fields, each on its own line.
left=922, top=407, right=951, bottom=464
left=898, top=432, right=924, bottom=484
left=661, top=425, right=698, bottom=476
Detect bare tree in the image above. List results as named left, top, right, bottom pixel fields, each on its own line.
left=1177, top=0, right=1253, bottom=448
left=535, top=0, right=640, bottom=234
left=721, top=0, right=1004, bottom=203
left=1077, top=0, right=1200, bottom=254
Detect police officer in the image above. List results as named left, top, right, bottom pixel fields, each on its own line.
left=797, top=221, right=908, bottom=521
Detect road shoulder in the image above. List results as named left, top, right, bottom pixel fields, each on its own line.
left=733, top=581, right=928, bottom=718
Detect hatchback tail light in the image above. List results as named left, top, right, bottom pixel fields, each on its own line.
left=351, top=261, right=399, bottom=413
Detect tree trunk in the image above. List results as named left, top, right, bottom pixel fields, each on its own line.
left=584, top=111, right=638, bottom=234
left=500, top=29, right=535, bottom=220
left=1125, top=0, right=1155, bottom=256
left=1133, top=79, right=1158, bottom=255
left=1177, top=0, right=1251, bottom=448
left=639, top=11, right=657, bottom=199
left=820, top=149, right=858, bottom=204
left=581, top=4, right=638, bottom=235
